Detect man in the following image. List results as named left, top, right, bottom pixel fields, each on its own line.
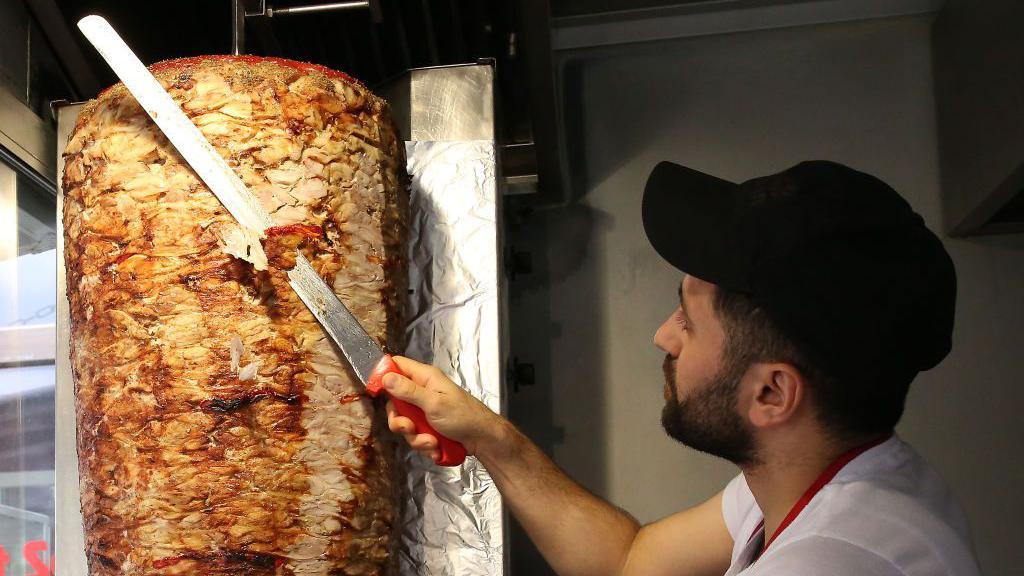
left=380, top=161, right=981, bottom=575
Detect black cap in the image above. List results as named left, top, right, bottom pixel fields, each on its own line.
left=642, top=160, right=956, bottom=377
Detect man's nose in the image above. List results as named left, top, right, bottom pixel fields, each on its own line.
left=654, top=314, right=681, bottom=356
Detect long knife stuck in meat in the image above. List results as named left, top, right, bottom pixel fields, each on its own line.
left=76, top=14, right=467, bottom=466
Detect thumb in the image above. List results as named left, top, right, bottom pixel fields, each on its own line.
left=382, top=372, right=430, bottom=407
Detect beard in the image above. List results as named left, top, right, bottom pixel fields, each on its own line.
left=661, top=354, right=759, bottom=466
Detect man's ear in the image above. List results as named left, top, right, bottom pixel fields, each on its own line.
left=745, top=363, right=806, bottom=429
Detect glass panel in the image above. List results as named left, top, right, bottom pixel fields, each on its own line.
left=7, top=172, right=56, bottom=330
left=0, top=157, right=56, bottom=575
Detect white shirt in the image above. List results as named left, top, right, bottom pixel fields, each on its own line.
left=721, top=435, right=981, bottom=576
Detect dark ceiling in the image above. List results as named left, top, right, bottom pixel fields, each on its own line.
left=50, top=0, right=544, bottom=157
left=43, top=0, right=719, bottom=204
left=54, top=0, right=515, bottom=95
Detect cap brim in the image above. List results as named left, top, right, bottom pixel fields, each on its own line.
left=642, top=161, right=747, bottom=291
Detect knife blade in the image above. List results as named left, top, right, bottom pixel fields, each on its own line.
left=77, top=15, right=466, bottom=466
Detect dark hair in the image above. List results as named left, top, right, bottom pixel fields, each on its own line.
left=712, top=286, right=911, bottom=440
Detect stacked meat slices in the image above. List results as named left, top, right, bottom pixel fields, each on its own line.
left=62, top=56, right=407, bottom=575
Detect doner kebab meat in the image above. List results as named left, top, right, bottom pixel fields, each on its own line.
left=62, top=55, right=407, bottom=575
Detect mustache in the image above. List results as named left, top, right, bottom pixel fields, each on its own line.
left=663, top=355, right=675, bottom=386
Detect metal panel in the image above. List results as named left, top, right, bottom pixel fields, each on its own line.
left=0, top=163, right=15, bottom=262
left=0, top=162, right=16, bottom=357
left=0, top=87, right=57, bottom=183
left=380, top=62, right=495, bottom=142
left=55, top=101, right=86, bottom=576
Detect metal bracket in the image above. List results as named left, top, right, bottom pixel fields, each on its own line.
left=508, top=357, right=535, bottom=393
left=504, top=246, right=532, bottom=282
left=232, top=0, right=378, bottom=55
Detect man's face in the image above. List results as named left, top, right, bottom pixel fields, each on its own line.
left=653, top=275, right=758, bottom=466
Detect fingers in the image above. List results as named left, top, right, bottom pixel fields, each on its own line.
left=381, top=371, right=430, bottom=407
left=387, top=403, right=437, bottom=448
left=383, top=360, right=474, bottom=463
left=391, top=356, right=452, bottom=391
left=387, top=401, right=440, bottom=460
left=405, top=432, right=438, bottom=451
left=390, top=355, right=433, bottom=380
left=398, top=430, right=440, bottom=461
left=388, top=412, right=416, bottom=435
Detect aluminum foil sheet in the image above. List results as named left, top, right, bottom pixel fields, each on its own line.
left=398, top=140, right=505, bottom=576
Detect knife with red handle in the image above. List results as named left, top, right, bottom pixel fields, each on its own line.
left=367, top=355, right=467, bottom=466
left=77, top=15, right=467, bottom=467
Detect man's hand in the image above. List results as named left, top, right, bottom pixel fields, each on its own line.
left=383, top=356, right=506, bottom=462
left=382, top=356, right=732, bottom=576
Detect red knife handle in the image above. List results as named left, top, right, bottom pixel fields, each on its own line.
left=367, top=355, right=467, bottom=467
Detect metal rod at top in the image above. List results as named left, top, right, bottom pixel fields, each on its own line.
left=232, top=0, right=373, bottom=54
left=269, top=1, right=369, bottom=17
left=231, top=0, right=245, bottom=55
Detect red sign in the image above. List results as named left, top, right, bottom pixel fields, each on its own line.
left=0, top=540, right=53, bottom=576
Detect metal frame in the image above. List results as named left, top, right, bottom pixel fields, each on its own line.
left=0, top=325, right=56, bottom=368
left=0, top=472, right=54, bottom=490
left=516, top=0, right=562, bottom=202
left=0, top=163, right=15, bottom=263
left=0, top=163, right=53, bottom=368
left=232, top=0, right=376, bottom=55
left=0, top=84, right=58, bottom=367
left=0, top=87, right=57, bottom=185
left=0, top=163, right=16, bottom=363
left=23, top=0, right=100, bottom=99
left=552, top=0, right=946, bottom=50
left=54, top=101, right=85, bottom=576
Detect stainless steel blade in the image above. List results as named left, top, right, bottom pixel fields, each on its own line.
left=78, top=16, right=270, bottom=236
left=287, top=257, right=384, bottom=383
left=79, top=15, right=384, bottom=385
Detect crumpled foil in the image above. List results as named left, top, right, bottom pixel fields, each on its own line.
left=398, top=141, right=505, bottom=576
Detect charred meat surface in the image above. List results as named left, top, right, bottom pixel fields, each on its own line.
left=264, top=224, right=325, bottom=271
left=63, top=55, right=408, bottom=575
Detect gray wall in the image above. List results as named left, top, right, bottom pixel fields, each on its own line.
left=507, top=14, right=1022, bottom=575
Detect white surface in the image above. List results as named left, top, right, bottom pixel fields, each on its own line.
left=509, top=14, right=1023, bottom=575
left=722, top=437, right=979, bottom=575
